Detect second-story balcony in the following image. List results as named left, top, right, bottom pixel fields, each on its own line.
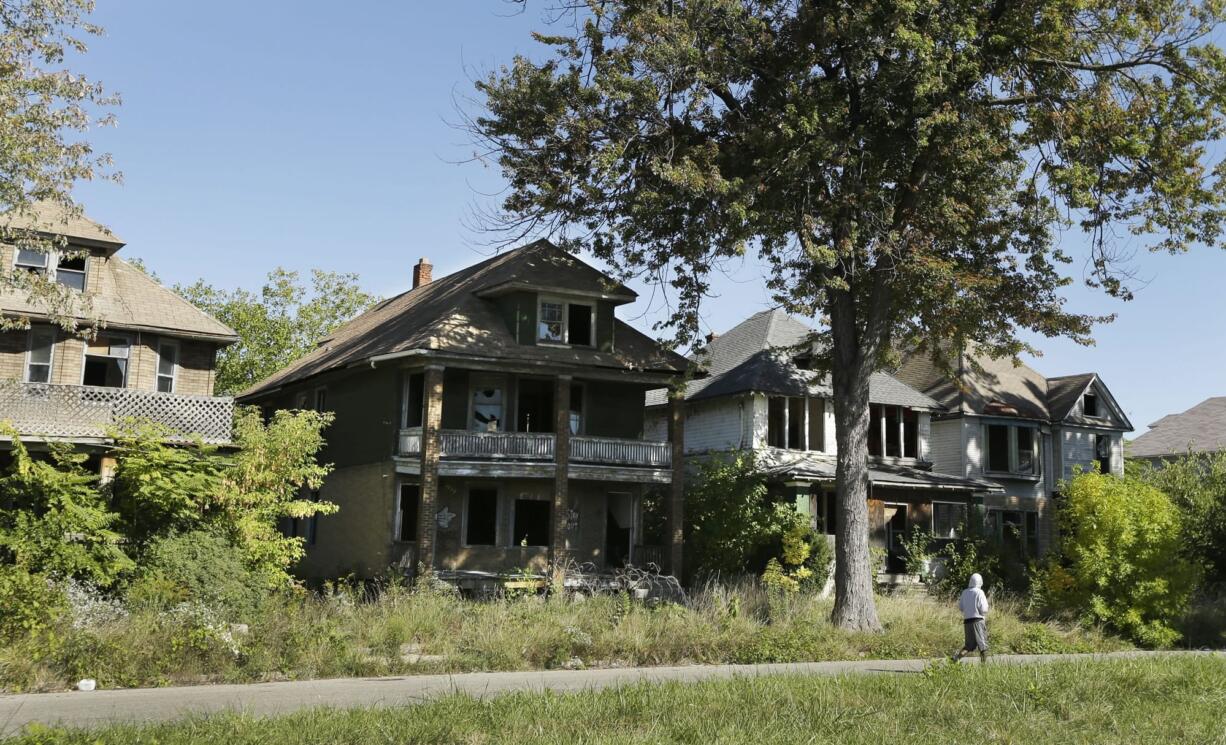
left=0, top=381, right=234, bottom=445
left=398, top=427, right=671, bottom=468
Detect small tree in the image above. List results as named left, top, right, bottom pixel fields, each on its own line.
left=1136, top=450, right=1226, bottom=585
left=1041, top=471, right=1197, bottom=647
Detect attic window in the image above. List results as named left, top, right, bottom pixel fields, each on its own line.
left=537, top=297, right=594, bottom=347
left=55, top=254, right=86, bottom=291
left=1083, top=393, right=1100, bottom=418
left=15, top=248, right=48, bottom=274
left=13, top=248, right=87, bottom=291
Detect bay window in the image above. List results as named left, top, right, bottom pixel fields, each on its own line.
left=983, top=423, right=1039, bottom=476
left=867, top=405, right=920, bottom=459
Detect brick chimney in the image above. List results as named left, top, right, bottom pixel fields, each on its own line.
left=412, top=258, right=432, bottom=289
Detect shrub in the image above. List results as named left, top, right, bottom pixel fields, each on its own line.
left=1135, top=450, right=1226, bottom=584
left=0, top=568, right=65, bottom=642
left=1039, top=472, right=1198, bottom=647
left=126, top=529, right=266, bottom=621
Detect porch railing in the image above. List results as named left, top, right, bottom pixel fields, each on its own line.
left=571, top=435, right=671, bottom=467
left=0, top=380, right=234, bottom=444
left=398, top=428, right=670, bottom=468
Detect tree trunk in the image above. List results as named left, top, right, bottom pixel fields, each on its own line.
left=828, top=291, right=884, bottom=632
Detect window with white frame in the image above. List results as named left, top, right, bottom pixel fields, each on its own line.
left=932, top=501, right=968, bottom=540
left=156, top=339, right=178, bottom=393
left=984, top=423, right=1039, bottom=476
left=13, top=247, right=87, bottom=290
left=82, top=333, right=130, bottom=388
left=536, top=297, right=594, bottom=346
left=25, top=327, right=55, bottom=383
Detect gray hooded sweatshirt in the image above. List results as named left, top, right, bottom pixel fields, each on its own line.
left=958, top=573, right=990, bottom=620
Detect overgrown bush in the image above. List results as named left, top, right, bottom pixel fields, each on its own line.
left=126, top=530, right=266, bottom=621
left=1134, top=450, right=1226, bottom=585
left=1038, top=471, right=1198, bottom=647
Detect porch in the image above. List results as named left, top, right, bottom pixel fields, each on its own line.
left=0, top=380, right=234, bottom=444
left=398, top=428, right=672, bottom=468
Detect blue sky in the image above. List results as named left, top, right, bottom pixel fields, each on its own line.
left=72, top=1, right=1226, bottom=434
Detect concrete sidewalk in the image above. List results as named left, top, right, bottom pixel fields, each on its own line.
left=0, top=650, right=1217, bottom=736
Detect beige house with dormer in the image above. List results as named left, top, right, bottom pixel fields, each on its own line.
left=0, top=205, right=238, bottom=459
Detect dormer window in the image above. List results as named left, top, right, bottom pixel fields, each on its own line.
left=1083, top=392, right=1100, bottom=418
left=537, top=297, right=594, bottom=346
left=13, top=247, right=87, bottom=291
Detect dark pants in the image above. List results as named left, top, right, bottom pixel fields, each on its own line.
left=963, top=618, right=988, bottom=652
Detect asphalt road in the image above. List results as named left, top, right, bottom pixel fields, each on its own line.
left=0, top=650, right=1218, bottom=737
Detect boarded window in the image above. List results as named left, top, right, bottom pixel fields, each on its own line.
left=397, top=484, right=420, bottom=542
left=513, top=499, right=551, bottom=547
left=466, top=489, right=498, bottom=546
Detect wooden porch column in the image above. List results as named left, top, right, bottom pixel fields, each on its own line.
left=667, top=389, right=685, bottom=577
left=551, top=375, right=572, bottom=566
left=415, top=364, right=444, bottom=571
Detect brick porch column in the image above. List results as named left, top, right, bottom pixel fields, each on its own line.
left=668, top=389, right=685, bottom=577
left=551, top=375, right=572, bottom=567
left=415, top=364, right=444, bottom=571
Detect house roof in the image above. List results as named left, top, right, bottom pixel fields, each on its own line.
left=894, top=346, right=1132, bottom=430
left=754, top=447, right=1004, bottom=493
left=0, top=254, right=239, bottom=343
left=2, top=202, right=124, bottom=250
left=1129, top=397, right=1226, bottom=459
left=647, top=309, right=941, bottom=410
left=239, top=240, right=688, bottom=399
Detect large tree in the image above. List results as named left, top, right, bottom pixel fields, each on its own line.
left=177, top=269, right=379, bottom=395
left=0, top=0, right=119, bottom=329
left=472, top=0, right=1226, bottom=629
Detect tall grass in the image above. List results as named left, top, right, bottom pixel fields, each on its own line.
left=0, top=578, right=1130, bottom=692
left=8, top=657, right=1225, bottom=744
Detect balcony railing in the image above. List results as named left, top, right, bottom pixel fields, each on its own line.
left=398, top=428, right=670, bottom=468
left=572, top=435, right=671, bottom=467
left=0, top=381, right=234, bottom=444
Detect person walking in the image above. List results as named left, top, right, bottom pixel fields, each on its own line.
left=953, top=572, right=989, bottom=663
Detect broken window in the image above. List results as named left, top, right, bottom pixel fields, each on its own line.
left=402, top=373, right=425, bottom=428
left=767, top=397, right=787, bottom=448
left=567, top=303, right=593, bottom=346
left=83, top=334, right=130, bottom=388
left=1083, top=393, right=1100, bottom=418
left=397, top=483, right=420, bottom=542
left=55, top=254, right=86, bottom=291
left=25, top=327, right=54, bottom=383
left=1095, top=434, right=1112, bottom=474
left=986, top=424, right=1011, bottom=472
left=932, top=502, right=967, bottom=539
left=569, top=383, right=584, bottom=435
left=512, top=499, right=551, bottom=547
left=807, top=398, right=824, bottom=452
left=903, top=408, right=918, bottom=458
left=787, top=397, right=805, bottom=449
left=867, top=404, right=884, bottom=456
left=884, top=406, right=901, bottom=457
left=471, top=380, right=504, bottom=432
left=1015, top=426, right=1035, bottom=474
left=465, top=489, right=498, bottom=546
left=538, top=301, right=565, bottom=342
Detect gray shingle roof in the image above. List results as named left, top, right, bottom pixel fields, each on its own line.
left=647, top=310, right=940, bottom=409
left=895, top=347, right=1132, bottom=430
left=2, top=202, right=123, bottom=248
left=753, top=447, right=1003, bottom=492
left=240, top=240, right=688, bottom=399
left=1129, top=397, right=1226, bottom=459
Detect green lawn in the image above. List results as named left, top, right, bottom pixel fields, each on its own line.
left=8, top=657, right=1225, bottom=744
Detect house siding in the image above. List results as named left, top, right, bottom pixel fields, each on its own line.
left=0, top=329, right=25, bottom=380
left=296, top=460, right=397, bottom=580
left=1058, top=427, right=1125, bottom=480
left=682, top=396, right=748, bottom=452
left=929, top=418, right=962, bottom=476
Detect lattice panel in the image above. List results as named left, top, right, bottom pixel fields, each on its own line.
left=0, top=381, right=234, bottom=443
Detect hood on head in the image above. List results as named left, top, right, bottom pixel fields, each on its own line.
left=968, top=573, right=983, bottom=589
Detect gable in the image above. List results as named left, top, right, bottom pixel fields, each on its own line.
left=1053, top=375, right=1132, bottom=431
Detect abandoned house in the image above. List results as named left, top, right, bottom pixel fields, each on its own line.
left=1127, top=396, right=1226, bottom=467
left=0, top=205, right=238, bottom=469
left=237, top=241, right=689, bottom=584
left=893, top=347, right=1132, bottom=558
left=645, top=310, right=1002, bottom=576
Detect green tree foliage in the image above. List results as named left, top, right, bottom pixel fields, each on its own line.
left=176, top=269, right=379, bottom=394
left=0, top=0, right=120, bottom=329
left=474, top=0, right=1226, bottom=631
left=1134, top=451, right=1226, bottom=584
left=686, top=452, right=806, bottom=577
left=127, top=529, right=266, bottom=621
left=1040, top=472, right=1197, bottom=647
